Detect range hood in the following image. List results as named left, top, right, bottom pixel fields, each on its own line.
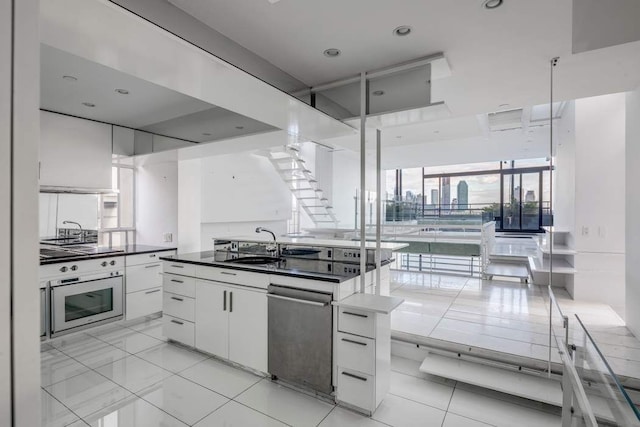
left=39, top=185, right=118, bottom=194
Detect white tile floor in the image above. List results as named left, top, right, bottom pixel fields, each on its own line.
left=390, top=269, right=640, bottom=379
left=41, top=318, right=561, bottom=426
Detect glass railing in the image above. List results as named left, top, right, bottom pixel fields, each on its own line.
left=573, top=314, right=640, bottom=426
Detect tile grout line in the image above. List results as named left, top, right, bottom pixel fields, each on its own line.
left=41, top=387, right=87, bottom=426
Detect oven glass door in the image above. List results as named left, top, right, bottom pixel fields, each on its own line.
left=52, top=276, right=123, bottom=334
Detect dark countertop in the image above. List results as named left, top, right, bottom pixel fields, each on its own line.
left=40, top=244, right=177, bottom=265
left=160, top=250, right=391, bottom=284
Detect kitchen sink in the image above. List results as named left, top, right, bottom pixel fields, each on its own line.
left=225, top=256, right=281, bottom=265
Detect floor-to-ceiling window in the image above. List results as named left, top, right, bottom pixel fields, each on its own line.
left=387, top=158, right=552, bottom=232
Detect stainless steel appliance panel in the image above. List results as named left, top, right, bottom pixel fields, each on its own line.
left=280, top=245, right=333, bottom=260
left=51, top=273, right=123, bottom=335
left=332, top=248, right=375, bottom=264
left=267, top=285, right=333, bottom=394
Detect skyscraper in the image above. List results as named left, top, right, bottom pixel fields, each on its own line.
left=525, top=190, right=536, bottom=202
left=441, top=177, right=451, bottom=210
left=457, top=180, right=468, bottom=210
left=431, top=189, right=438, bottom=206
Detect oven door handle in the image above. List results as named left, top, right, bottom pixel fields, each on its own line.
left=266, top=293, right=328, bottom=307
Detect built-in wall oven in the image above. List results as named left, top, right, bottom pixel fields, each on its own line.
left=50, top=270, right=123, bottom=337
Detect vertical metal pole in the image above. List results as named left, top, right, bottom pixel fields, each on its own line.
left=548, top=56, right=559, bottom=377
left=376, top=129, right=382, bottom=295
left=360, top=72, right=367, bottom=293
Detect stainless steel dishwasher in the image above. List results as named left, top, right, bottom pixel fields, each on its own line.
left=267, top=284, right=333, bottom=394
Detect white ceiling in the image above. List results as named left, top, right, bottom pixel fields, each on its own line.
left=40, top=44, right=276, bottom=142
left=168, top=0, right=640, bottom=121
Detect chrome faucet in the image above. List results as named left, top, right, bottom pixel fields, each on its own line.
left=62, top=220, right=83, bottom=237
left=255, top=227, right=278, bottom=256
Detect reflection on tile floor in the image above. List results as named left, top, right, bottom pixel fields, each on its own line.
left=390, top=270, right=640, bottom=379
left=41, top=321, right=561, bottom=426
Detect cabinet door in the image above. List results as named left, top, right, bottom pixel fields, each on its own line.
left=39, top=111, right=112, bottom=189
left=195, top=280, right=228, bottom=358
left=125, top=263, right=162, bottom=293
left=228, top=287, right=268, bottom=372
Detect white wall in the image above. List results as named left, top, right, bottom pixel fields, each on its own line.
left=136, top=158, right=179, bottom=247
left=200, top=152, right=291, bottom=223
left=572, top=93, right=626, bottom=316
left=626, top=86, right=640, bottom=336
left=553, top=101, right=576, bottom=234
left=177, top=150, right=291, bottom=251
left=177, top=158, right=201, bottom=253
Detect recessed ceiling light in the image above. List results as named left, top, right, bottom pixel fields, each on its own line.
left=323, top=48, right=341, bottom=57
left=393, top=26, right=412, bottom=37
left=396, top=136, right=402, bottom=139
left=81, top=102, right=95, bottom=107
left=372, top=90, right=385, bottom=96
left=482, top=0, right=503, bottom=9
left=498, top=103, right=510, bottom=108
left=115, top=89, right=129, bottom=95
left=62, top=75, right=77, bottom=82
left=434, top=130, right=440, bottom=134
left=202, top=132, right=212, bottom=136
left=235, top=126, right=245, bottom=130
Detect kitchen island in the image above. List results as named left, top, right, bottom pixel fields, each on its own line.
left=160, top=245, right=404, bottom=415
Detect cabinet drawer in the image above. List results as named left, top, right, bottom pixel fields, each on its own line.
left=338, top=307, right=375, bottom=338
left=163, top=292, right=195, bottom=322
left=162, top=315, right=194, bottom=346
left=196, top=266, right=269, bottom=289
left=163, top=261, right=196, bottom=277
left=126, top=287, right=162, bottom=320
left=336, top=332, right=375, bottom=375
left=126, top=263, right=162, bottom=293
left=126, top=250, right=175, bottom=267
left=163, top=274, right=196, bottom=298
left=336, top=367, right=375, bottom=413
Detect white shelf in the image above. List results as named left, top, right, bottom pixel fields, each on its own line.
left=539, top=245, right=577, bottom=255
left=529, top=257, right=576, bottom=274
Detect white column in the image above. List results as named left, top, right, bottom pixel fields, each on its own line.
left=1, top=0, right=41, bottom=425
left=626, top=86, right=640, bottom=336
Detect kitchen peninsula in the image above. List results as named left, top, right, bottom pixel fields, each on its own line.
left=160, top=237, right=405, bottom=415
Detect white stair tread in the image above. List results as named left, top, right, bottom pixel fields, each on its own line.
left=529, top=257, right=576, bottom=274
left=420, top=353, right=561, bottom=406
left=485, top=262, right=529, bottom=279
left=419, top=354, right=616, bottom=423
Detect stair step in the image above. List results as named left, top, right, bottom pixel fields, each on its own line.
left=484, top=262, right=529, bottom=280
left=291, top=188, right=316, bottom=192
left=419, top=353, right=617, bottom=424
left=420, top=353, right=561, bottom=406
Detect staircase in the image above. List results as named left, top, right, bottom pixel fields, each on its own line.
left=267, top=145, right=339, bottom=227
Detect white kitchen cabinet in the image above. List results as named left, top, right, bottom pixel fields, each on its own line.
left=126, top=288, right=162, bottom=320
left=125, top=250, right=175, bottom=320
left=228, top=285, right=268, bottom=372
left=125, top=262, right=162, bottom=293
left=195, top=280, right=229, bottom=358
left=194, top=279, right=268, bottom=372
left=39, top=111, right=112, bottom=189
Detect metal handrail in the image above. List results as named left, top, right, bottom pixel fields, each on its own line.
left=558, top=342, right=598, bottom=427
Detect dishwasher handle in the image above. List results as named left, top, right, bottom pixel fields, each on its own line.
left=266, top=293, right=329, bottom=307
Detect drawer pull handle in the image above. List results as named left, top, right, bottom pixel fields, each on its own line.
left=170, top=319, right=184, bottom=325
left=223, top=290, right=227, bottom=311
left=145, top=264, right=160, bottom=269
left=220, top=271, right=237, bottom=276
left=341, top=371, right=367, bottom=382
left=343, top=311, right=368, bottom=318
left=170, top=296, right=184, bottom=302
left=145, top=289, right=161, bottom=294
left=230, top=291, right=233, bottom=313
left=170, top=279, right=184, bottom=284
left=171, top=265, right=184, bottom=268
left=149, top=254, right=156, bottom=257
left=341, top=338, right=366, bottom=346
